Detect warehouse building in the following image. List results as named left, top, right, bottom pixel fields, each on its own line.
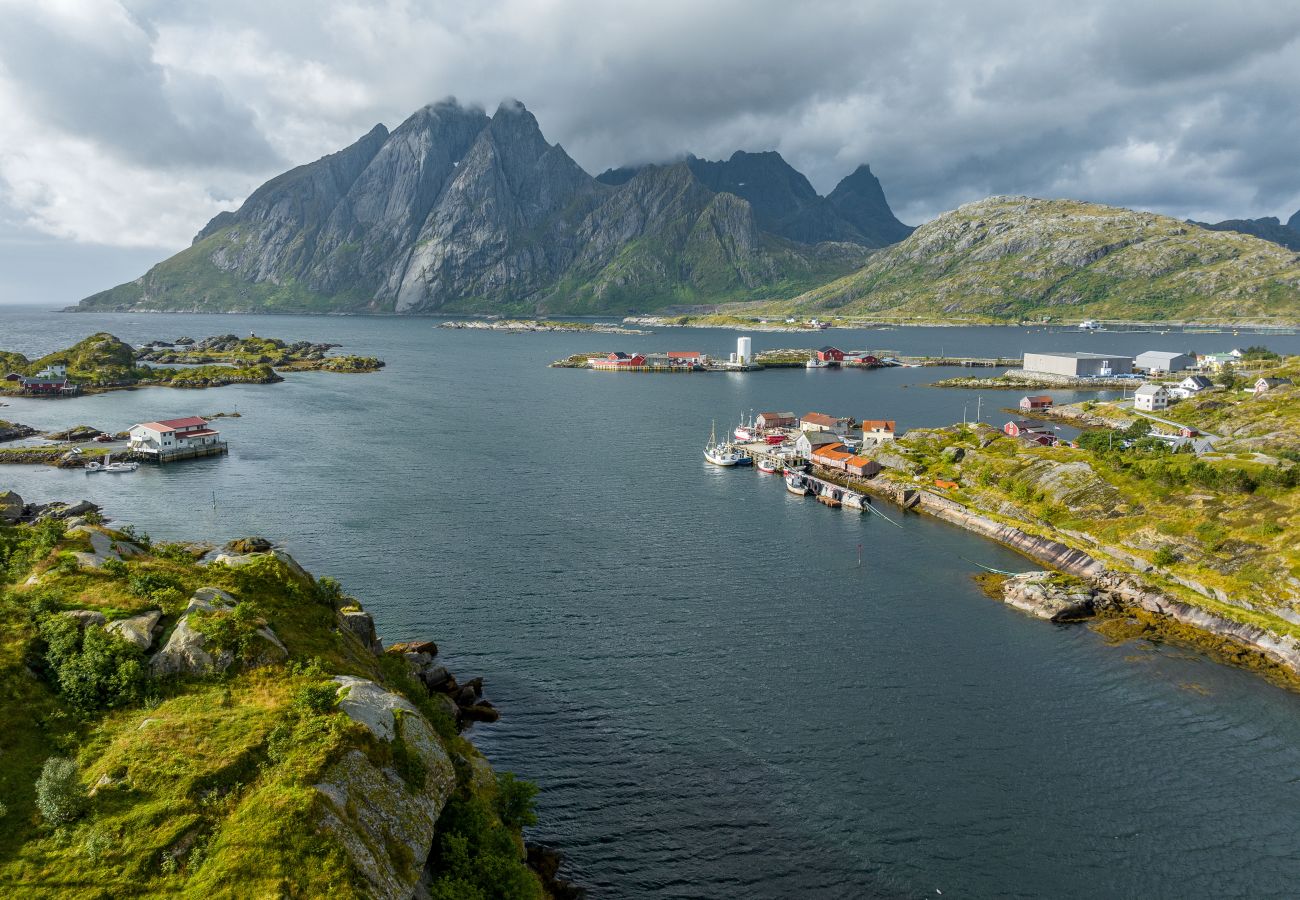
left=1135, top=350, right=1195, bottom=374
left=1022, top=351, right=1134, bottom=378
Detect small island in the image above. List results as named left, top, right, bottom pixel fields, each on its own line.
left=1, top=333, right=384, bottom=399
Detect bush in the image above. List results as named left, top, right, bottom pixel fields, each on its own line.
left=35, top=756, right=86, bottom=825
left=39, top=616, right=148, bottom=712
left=495, top=773, right=538, bottom=829
left=1152, top=546, right=1179, bottom=567
left=294, top=681, right=339, bottom=716
left=128, top=572, right=183, bottom=599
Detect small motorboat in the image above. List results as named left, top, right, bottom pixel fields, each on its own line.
left=93, top=433, right=114, bottom=443
left=805, top=357, right=828, bottom=369
left=88, top=453, right=138, bottom=473
left=756, top=457, right=778, bottom=474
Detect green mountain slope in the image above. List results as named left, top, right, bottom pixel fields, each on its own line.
left=778, top=196, right=1300, bottom=323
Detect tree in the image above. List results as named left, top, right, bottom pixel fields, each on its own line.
left=35, top=756, right=86, bottom=825
left=1216, top=362, right=1239, bottom=390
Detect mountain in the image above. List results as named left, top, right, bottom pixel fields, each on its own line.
left=1190, top=215, right=1300, bottom=252
left=597, top=152, right=913, bottom=247
left=78, top=100, right=869, bottom=315
left=776, top=196, right=1300, bottom=323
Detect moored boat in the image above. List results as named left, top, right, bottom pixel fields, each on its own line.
left=705, top=421, right=752, bottom=466
left=784, top=471, right=810, bottom=495
left=756, top=457, right=778, bottom=474
left=805, top=357, right=828, bottom=369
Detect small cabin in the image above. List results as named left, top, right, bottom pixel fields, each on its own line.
left=1019, top=395, right=1053, bottom=411
left=1003, top=420, right=1049, bottom=438
left=1255, top=376, right=1293, bottom=394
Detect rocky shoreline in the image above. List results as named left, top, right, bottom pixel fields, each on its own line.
left=855, top=477, right=1300, bottom=684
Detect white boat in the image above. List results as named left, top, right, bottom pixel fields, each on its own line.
left=805, top=357, right=829, bottom=369
left=733, top=411, right=758, bottom=442
left=1079, top=319, right=1101, bottom=330
left=704, top=421, right=751, bottom=466
left=842, top=492, right=867, bottom=511
left=784, top=471, right=810, bottom=495
left=756, top=457, right=778, bottom=474
left=88, top=453, right=138, bottom=473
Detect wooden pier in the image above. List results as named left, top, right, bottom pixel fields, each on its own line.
left=129, top=442, right=229, bottom=464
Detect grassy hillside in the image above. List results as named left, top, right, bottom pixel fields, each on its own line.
left=0, top=508, right=545, bottom=897
left=769, top=196, right=1300, bottom=324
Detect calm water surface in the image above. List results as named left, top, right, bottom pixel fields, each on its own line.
left=3, top=308, right=1300, bottom=898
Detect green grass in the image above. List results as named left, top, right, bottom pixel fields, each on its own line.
left=0, top=520, right=541, bottom=896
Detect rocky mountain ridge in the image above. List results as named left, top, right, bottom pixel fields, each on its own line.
left=78, top=99, right=889, bottom=316
left=1191, top=213, right=1300, bottom=252
left=773, top=195, right=1300, bottom=322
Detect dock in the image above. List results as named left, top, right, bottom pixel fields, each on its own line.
left=129, top=442, right=229, bottom=464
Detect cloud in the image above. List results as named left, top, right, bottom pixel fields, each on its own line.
left=0, top=0, right=1298, bottom=258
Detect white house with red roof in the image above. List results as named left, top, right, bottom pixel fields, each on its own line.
left=128, top=416, right=223, bottom=456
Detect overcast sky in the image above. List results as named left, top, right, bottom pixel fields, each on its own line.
left=2, top=0, right=1299, bottom=304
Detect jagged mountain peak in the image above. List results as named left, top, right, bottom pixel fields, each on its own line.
left=81, top=100, right=872, bottom=315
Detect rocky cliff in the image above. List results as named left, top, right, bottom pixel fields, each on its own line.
left=77, top=99, right=873, bottom=316
left=784, top=195, right=1300, bottom=323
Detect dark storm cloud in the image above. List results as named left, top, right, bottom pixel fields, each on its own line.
left=0, top=0, right=1298, bottom=260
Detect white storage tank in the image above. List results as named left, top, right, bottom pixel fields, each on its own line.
left=737, top=336, right=752, bottom=364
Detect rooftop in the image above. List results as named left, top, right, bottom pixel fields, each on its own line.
left=1025, top=351, right=1132, bottom=360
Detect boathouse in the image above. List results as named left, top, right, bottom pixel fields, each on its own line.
left=815, top=346, right=845, bottom=363
left=1019, top=395, right=1053, bottom=411
left=811, top=443, right=854, bottom=471
left=19, top=365, right=81, bottom=396
left=589, top=352, right=648, bottom=370
left=800, top=412, right=850, bottom=434
left=129, top=416, right=225, bottom=458
left=666, top=351, right=704, bottom=364
left=845, top=455, right=881, bottom=478
left=756, top=411, right=796, bottom=429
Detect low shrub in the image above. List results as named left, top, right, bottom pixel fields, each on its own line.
left=35, top=756, right=86, bottom=826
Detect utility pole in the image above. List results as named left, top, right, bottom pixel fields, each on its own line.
left=976, top=394, right=983, bottom=423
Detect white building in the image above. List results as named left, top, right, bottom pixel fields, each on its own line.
left=794, top=430, right=842, bottom=459
left=1133, top=383, right=1170, bottom=411
left=1169, top=375, right=1215, bottom=399
left=128, top=416, right=223, bottom=455
left=736, top=336, right=752, bottom=365
left=1135, top=350, right=1195, bottom=374
left=1022, top=351, right=1134, bottom=378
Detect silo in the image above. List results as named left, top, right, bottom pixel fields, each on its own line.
left=737, top=336, right=752, bottom=365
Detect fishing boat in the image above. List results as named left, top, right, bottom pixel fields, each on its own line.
left=784, top=471, right=810, bottom=495
left=704, top=422, right=751, bottom=467
left=1078, top=319, right=1101, bottom=331
left=805, top=357, right=829, bottom=369
left=756, top=457, right=778, bottom=474
left=733, top=412, right=758, bottom=442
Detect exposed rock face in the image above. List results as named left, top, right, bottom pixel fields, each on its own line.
left=150, top=587, right=286, bottom=676
left=338, top=609, right=383, bottom=655
left=791, top=195, right=1300, bottom=322
left=78, top=99, right=871, bottom=315
left=315, top=677, right=456, bottom=899
left=0, top=490, right=21, bottom=524
left=106, top=609, right=163, bottom=650
left=1001, top=572, right=1096, bottom=621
